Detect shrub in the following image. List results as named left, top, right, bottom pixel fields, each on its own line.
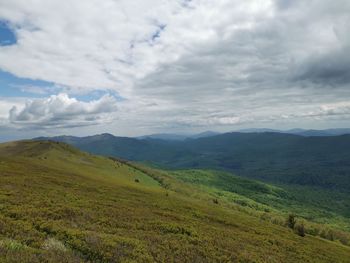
left=286, top=214, right=296, bottom=229
left=296, top=224, right=305, bottom=237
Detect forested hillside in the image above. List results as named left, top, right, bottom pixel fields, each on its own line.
left=37, top=132, right=350, bottom=190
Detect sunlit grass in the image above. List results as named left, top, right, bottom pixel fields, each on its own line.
left=0, top=141, right=349, bottom=262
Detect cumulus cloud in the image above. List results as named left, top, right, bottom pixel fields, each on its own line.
left=9, top=93, right=118, bottom=128
left=0, top=97, right=25, bottom=119
left=0, top=0, right=350, bottom=135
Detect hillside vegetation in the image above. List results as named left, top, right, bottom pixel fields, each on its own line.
left=1, top=141, right=350, bottom=262
left=38, top=132, right=350, bottom=190
left=168, top=169, right=350, bottom=232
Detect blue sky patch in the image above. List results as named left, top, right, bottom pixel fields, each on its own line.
left=0, top=21, right=17, bottom=46
left=0, top=70, right=56, bottom=98
left=0, top=70, right=125, bottom=102
left=76, top=90, right=125, bottom=102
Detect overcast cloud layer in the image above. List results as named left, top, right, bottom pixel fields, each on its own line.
left=0, top=0, right=350, bottom=138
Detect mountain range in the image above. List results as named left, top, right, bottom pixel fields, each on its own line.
left=134, top=128, right=350, bottom=141
left=237, top=128, right=350, bottom=137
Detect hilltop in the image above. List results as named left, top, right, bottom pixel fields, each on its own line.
left=1, top=140, right=350, bottom=262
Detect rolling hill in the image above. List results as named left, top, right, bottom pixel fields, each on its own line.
left=1, top=140, right=350, bottom=262
left=36, top=132, right=350, bottom=191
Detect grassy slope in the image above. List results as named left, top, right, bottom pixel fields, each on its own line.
left=169, top=170, right=350, bottom=232
left=0, top=141, right=349, bottom=262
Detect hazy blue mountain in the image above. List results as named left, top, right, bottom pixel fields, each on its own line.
left=237, top=128, right=350, bottom=137
left=138, top=133, right=189, bottom=141
left=138, top=131, right=220, bottom=141
left=291, top=128, right=350, bottom=137
left=237, top=128, right=281, bottom=133
left=190, top=131, right=221, bottom=139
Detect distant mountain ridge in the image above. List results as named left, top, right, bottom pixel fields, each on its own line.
left=237, top=128, right=350, bottom=137
left=137, top=128, right=350, bottom=140
left=138, top=130, right=221, bottom=141
left=35, top=131, right=350, bottom=191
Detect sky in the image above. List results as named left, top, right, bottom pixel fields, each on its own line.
left=0, top=0, right=350, bottom=140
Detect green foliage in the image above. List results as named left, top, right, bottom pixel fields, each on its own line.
left=287, top=215, right=296, bottom=230
left=0, top=141, right=349, bottom=262
left=167, top=169, right=350, bottom=243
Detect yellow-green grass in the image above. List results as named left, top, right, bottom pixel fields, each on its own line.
left=0, top=141, right=349, bottom=262
left=121, top=163, right=350, bottom=246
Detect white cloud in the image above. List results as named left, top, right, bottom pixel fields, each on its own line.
left=9, top=93, right=118, bottom=128
left=0, top=0, right=276, bottom=96
left=0, top=97, right=24, bottom=118
left=305, top=102, right=350, bottom=118
left=0, top=0, right=350, bottom=136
